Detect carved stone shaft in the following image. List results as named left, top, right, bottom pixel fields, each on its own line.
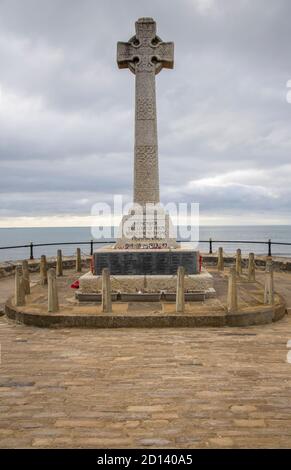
left=227, top=266, right=238, bottom=313
left=48, top=268, right=59, bottom=313
left=176, top=266, right=185, bottom=313
left=217, top=247, right=224, bottom=271
left=40, top=255, right=48, bottom=286
left=117, top=18, right=174, bottom=207
left=134, top=71, right=159, bottom=205
left=57, top=249, right=63, bottom=277
left=15, top=266, right=25, bottom=306
left=248, top=252, right=256, bottom=282
left=22, top=259, right=30, bottom=295
left=102, top=268, right=112, bottom=313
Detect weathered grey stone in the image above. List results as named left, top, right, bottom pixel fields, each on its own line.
left=76, top=248, right=82, bottom=273
left=79, top=269, right=214, bottom=294
left=117, top=17, right=173, bottom=206
left=248, top=252, right=256, bottom=282
left=48, top=269, right=59, bottom=313
left=264, top=258, right=274, bottom=305
left=176, top=266, right=185, bottom=313
left=102, top=268, right=112, bottom=313
left=217, top=247, right=224, bottom=271
left=56, top=250, right=63, bottom=277
left=227, top=266, right=238, bottom=313
left=22, top=260, right=30, bottom=295
left=40, top=255, right=47, bottom=286
left=116, top=18, right=178, bottom=248
left=14, top=266, right=25, bottom=306
left=236, top=248, right=242, bottom=276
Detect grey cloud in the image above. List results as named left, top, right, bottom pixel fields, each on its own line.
left=0, top=0, right=290, bottom=221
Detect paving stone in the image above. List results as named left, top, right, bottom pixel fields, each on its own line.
left=1, top=272, right=291, bottom=448
left=138, top=438, right=172, bottom=447
left=230, top=405, right=258, bottom=413
left=209, top=437, right=234, bottom=447
left=234, top=419, right=266, bottom=428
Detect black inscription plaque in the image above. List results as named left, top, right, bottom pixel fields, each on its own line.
left=94, top=250, right=199, bottom=275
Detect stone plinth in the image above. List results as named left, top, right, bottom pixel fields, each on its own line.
left=79, top=267, right=214, bottom=294
left=115, top=210, right=178, bottom=249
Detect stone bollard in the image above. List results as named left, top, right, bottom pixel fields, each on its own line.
left=40, top=255, right=48, bottom=286
left=236, top=248, right=242, bottom=276
left=248, top=253, right=256, bottom=282
left=76, top=248, right=82, bottom=273
left=227, top=266, right=238, bottom=313
left=264, top=259, right=274, bottom=305
left=176, top=266, right=185, bottom=313
left=217, top=247, right=224, bottom=271
left=102, top=268, right=112, bottom=313
left=22, top=259, right=30, bottom=295
left=15, top=266, right=26, bottom=306
left=56, top=249, right=63, bottom=277
left=48, top=269, right=59, bottom=313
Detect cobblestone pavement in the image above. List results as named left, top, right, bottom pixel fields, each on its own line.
left=0, top=313, right=291, bottom=448
left=0, top=270, right=290, bottom=448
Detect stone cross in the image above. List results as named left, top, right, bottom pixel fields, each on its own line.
left=117, top=18, right=174, bottom=206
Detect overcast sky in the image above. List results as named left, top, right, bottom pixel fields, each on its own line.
left=0, top=0, right=290, bottom=227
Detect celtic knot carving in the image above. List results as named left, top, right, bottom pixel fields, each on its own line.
left=136, top=98, right=155, bottom=120
left=135, top=146, right=158, bottom=168
left=156, top=44, right=170, bottom=58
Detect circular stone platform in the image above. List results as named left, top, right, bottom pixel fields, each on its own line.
left=4, top=269, right=286, bottom=328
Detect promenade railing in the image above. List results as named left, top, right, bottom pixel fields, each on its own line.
left=0, top=238, right=291, bottom=260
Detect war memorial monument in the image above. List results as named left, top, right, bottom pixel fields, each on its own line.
left=1, top=8, right=291, bottom=454
left=78, top=17, right=214, bottom=298
left=4, top=18, right=286, bottom=328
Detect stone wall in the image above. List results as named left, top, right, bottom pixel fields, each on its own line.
left=0, top=253, right=290, bottom=280
left=79, top=269, right=214, bottom=294
left=202, top=255, right=291, bottom=272
left=0, top=256, right=91, bottom=280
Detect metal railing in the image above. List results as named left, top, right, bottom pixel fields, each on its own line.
left=0, top=238, right=291, bottom=260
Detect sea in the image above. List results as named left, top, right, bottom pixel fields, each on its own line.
left=0, top=226, right=290, bottom=262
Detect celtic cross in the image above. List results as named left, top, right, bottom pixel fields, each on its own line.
left=117, top=18, right=174, bottom=206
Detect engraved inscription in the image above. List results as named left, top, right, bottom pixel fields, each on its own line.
left=94, top=251, right=199, bottom=276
